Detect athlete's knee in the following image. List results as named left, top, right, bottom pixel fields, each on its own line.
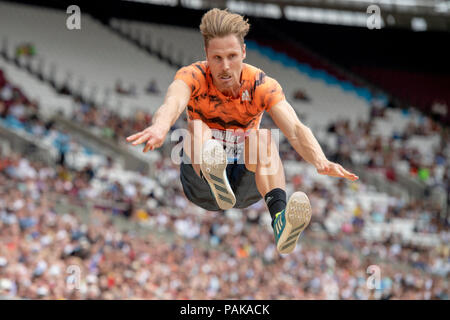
left=257, top=129, right=276, bottom=165
left=258, top=129, right=272, bottom=151
left=244, top=129, right=270, bottom=168
left=245, top=129, right=281, bottom=175
left=244, top=129, right=257, bottom=170
left=186, top=119, right=212, bottom=165
left=244, top=153, right=257, bottom=173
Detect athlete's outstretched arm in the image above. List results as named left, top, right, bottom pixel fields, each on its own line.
left=126, top=79, right=191, bottom=152
left=268, top=100, right=358, bottom=181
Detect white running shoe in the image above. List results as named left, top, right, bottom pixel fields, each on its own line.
left=200, top=139, right=236, bottom=210
left=273, top=191, right=312, bottom=254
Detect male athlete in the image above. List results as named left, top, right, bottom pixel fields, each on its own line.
left=127, top=9, right=358, bottom=254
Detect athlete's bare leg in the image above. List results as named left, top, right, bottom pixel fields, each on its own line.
left=245, top=129, right=311, bottom=254
left=244, top=129, right=286, bottom=197
left=184, top=119, right=212, bottom=177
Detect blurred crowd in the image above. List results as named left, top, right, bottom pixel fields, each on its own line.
left=0, top=69, right=38, bottom=121
left=72, top=96, right=154, bottom=144
left=0, top=146, right=448, bottom=300
left=325, top=107, right=449, bottom=192
left=1, top=68, right=449, bottom=300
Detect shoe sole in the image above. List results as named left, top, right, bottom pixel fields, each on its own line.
left=200, top=139, right=236, bottom=210
left=276, top=191, right=312, bottom=254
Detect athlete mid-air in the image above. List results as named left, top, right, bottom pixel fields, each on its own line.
left=127, top=8, right=358, bottom=254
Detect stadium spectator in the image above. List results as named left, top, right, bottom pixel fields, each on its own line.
left=293, top=88, right=310, bottom=102
left=15, top=43, right=36, bottom=58
left=145, top=79, right=160, bottom=95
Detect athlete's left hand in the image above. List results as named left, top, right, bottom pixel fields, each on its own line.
left=316, top=160, right=359, bottom=181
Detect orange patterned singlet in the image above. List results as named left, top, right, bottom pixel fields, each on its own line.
left=174, top=61, right=285, bottom=132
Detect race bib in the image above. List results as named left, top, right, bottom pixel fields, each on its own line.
left=211, top=129, right=249, bottom=163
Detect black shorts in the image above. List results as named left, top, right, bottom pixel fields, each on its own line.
left=179, top=149, right=262, bottom=211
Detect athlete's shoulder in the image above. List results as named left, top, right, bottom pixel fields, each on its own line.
left=242, top=64, right=278, bottom=91
left=177, top=61, right=208, bottom=77
left=245, top=64, right=285, bottom=110
left=243, top=63, right=279, bottom=87
left=174, top=61, right=208, bottom=92
left=243, top=63, right=265, bottom=78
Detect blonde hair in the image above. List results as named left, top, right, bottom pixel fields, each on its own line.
left=199, top=8, right=250, bottom=48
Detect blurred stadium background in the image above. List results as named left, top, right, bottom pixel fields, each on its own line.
left=0, top=0, right=448, bottom=299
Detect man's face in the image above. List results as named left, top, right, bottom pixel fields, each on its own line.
left=205, top=34, right=246, bottom=95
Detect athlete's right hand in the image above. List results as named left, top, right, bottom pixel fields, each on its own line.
left=126, top=123, right=170, bottom=153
